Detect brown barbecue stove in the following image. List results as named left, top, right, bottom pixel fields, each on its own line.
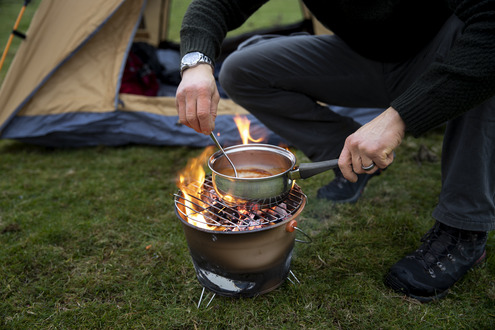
left=174, top=174, right=309, bottom=305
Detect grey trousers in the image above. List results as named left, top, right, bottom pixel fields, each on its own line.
left=219, top=16, right=495, bottom=231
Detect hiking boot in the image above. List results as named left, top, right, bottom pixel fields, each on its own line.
left=316, top=168, right=382, bottom=203
left=384, top=221, right=487, bottom=302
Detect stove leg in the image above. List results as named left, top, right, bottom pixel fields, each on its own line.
left=206, top=293, right=216, bottom=308
left=288, top=270, right=300, bottom=284
left=197, top=287, right=206, bottom=309
left=197, top=287, right=216, bottom=309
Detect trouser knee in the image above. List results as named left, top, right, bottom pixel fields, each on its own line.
left=219, top=52, right=247, bottom=99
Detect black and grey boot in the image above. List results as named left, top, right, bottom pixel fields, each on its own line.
left=385, top=221, right=487, bottom=302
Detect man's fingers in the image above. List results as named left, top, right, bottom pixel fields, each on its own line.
left=175, top=66, right=219, bottom=135
left=176, top=87, right=209, bottom=134
left=209, top=93, right=219, bottom=132
left=175, top=93, right=186, bottom=125
left=184, top=96, right=202, bottom=133
left=338, top=146, right=358, bottom=182
left=197, top=89, right=216, bottom=135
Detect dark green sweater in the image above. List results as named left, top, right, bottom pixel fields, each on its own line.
left=180, top=0, right=495, bottom=136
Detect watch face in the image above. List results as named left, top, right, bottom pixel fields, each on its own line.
left=183, top=52, right=202, bottom=66
left=181, top=52, right=213, bottom=76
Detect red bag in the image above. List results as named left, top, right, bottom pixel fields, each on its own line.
left=120, top=51, right=159, bottom=96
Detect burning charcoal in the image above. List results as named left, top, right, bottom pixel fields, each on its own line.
left=249, top=219, right=263, bottom=226
left=200, top=187, right=218, bottom=205
left=177, top=175, right=305, bottom=232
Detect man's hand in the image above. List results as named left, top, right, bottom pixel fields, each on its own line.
left=339, top=107, right=406, bottom=182
left=175, top=64, right=220, bottom=135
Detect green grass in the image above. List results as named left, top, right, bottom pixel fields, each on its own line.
left=1, top=131, right=494, bottom=328
left=1, top=0, right=494, bottom=328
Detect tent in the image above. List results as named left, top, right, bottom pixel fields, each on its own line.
left=0, top=0, right=381, bottom=148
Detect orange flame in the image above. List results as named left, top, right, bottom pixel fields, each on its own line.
left=233, top=115, right=264, bottom=144
left=176, top=146, right=215, bottom=230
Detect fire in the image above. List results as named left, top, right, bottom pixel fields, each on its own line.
left=176, top=116, right=272, bottom=231
left=233, top=115, right=264, bottom=144
left=176, top=146, right=215, bottom=230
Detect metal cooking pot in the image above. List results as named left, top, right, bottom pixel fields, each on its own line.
left=208, top=144, right=338, bottom=204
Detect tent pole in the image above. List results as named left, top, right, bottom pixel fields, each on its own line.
left=0, top=0, right=31, bottom=74
left=159, top=0, right=171, bottom=43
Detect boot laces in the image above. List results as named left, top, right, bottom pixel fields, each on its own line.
left=413, top=223, right=459, bottom=278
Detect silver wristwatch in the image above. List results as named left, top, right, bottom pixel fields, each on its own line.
left=180, top=51, right=214, bottom=76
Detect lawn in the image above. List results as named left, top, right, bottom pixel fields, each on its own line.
left=1, top=1, right=494, bottom=328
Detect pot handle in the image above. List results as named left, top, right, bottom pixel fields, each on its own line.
left=289, top=159, right=339, bottom=180
left=286, top=220, right=312, bottom=244
left=294, top=226, right=312, bottom=244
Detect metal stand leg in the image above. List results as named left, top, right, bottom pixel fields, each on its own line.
left=197, top=287, right=216, bottom=309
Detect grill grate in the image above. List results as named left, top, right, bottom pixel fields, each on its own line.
left=174, top=176, right=305, bottom=231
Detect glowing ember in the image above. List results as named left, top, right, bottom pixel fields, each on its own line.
left=233, top=115, right=264, bottom=145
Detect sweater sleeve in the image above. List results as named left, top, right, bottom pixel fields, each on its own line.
left=391, top=0, right=495, bottom=136
left=179, top=0, right=269, bottom=64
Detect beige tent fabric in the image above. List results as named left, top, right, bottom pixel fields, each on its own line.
left=0, top=0, right=321, bottom=136
left=134, top=0, right=171, bottom=46
left=0, top=0, right=249, bottom=133
left=119, top=93, right=249, bottom=116
left=18, top=0, right=144, bottom=117
left=0, top=0, right=141, bottom=128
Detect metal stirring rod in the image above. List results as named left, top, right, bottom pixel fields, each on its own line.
left=210, top=132, right=238, bottom=177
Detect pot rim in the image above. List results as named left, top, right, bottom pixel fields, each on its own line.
left=208, top=143, right=297, bottom=180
